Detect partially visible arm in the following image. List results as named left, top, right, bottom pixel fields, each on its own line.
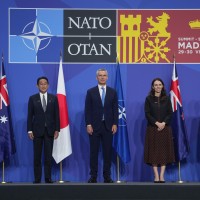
left=27, top=96, right=34, bottom=138
left=145, top=97, right=157, bottom=125
left=112, top=90, right=118, bottom=134
left=27, top=97, right=33, bottom=133
left=156, top=97, right=172, bottom=131
left=113, top=90, right=118, bottom=126
left=163, top=97, right=173, bottom=125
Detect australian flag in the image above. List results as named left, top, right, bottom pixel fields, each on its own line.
left=0, top=55, right=16, bottom=163
left=170, top=61, right=189, bottom=162
left=113, top=62, right=131, bottom=164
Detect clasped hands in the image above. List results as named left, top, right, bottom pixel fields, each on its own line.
left=155, top=121, right=166, bottom=131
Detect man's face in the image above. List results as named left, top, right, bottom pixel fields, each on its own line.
left=96, top=71, right=108, bottom=85
left=37, top=79, right=49, bottom=94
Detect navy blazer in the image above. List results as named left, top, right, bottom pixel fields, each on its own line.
left=85, top=86, right=118, bottom=131
left=27, top=93, right=60, bottom=137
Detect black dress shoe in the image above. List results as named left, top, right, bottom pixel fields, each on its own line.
left=104, top=178, right=114, bottom=183
left=160, top=180, right=165, bottom=183
left=154, top=180, right=160, bottom=183
left=33, top=180, right=41, bottom=184
left=88, top=177, right=97, bottom=183
left=45, top=179, right=54, bottom=183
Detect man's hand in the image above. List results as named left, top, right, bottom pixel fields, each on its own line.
left=28, top=132, right=34, bottom=140
left=112, top=125, right=117, bottom=134
left=87, top=125, right=93, bottom=135
left=54, top=131, right=59, bottom=139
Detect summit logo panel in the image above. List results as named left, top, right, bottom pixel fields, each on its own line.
left=9, top=9, right=200, bottom=63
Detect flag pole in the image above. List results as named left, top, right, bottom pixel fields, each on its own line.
left=115, top=55, right=122, bottom=183
left=56, top=161, right=69, bottom=183
left=177, top=161, right=183, bottom=183
left=116, top=155, right=121, bottom=183
left=1, top=161, right=6, bottom=184
left=117, top=155, right=121, bottom=183
left=116, top=155, right=126, bottom=183
left=58, top=161, right=64, bottom=183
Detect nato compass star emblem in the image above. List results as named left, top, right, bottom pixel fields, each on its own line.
left=20, top=19, right=52, bottom=53
left=118, top=100, right=127, bottom=126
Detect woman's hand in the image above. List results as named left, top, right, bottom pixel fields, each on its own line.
left=155, top=122, right=166, bottom=131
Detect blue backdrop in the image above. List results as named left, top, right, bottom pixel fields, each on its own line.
left=1, top=0, right=200, bottom=182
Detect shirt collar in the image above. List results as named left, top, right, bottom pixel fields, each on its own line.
left=98, top=84, right=106, bottom=90
left=39, top=92, right=47, bottom=99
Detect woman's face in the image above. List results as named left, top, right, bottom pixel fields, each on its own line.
left=152, top=80, right=163, bottom=94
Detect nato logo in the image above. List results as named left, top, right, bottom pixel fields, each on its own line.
left=9, top=9, right=63, bottom=63
left=9, top=8, right=116, bottom=63
left=118, top=100, right=127, bottom=126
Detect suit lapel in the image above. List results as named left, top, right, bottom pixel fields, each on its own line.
left=104, top=86, right=109, bottom=106
left=46, top=93, right=52, bottom=111
left=35, top=93, right=43, bottom=110
left=95, top=86, right=102, bottom=106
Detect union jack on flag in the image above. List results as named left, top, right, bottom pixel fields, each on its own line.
left=0, top=62, right=9, bottom=109
left=170, top=64, right=182, bottom=113
left=170, top=61, right=189, bottom=162
left=0, top=55, right=16, bottom=163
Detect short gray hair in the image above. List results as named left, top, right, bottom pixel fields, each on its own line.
left=96, top=68, right=108, bottom=76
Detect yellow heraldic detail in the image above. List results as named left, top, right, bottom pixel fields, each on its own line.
left=118, top=12, right=171, bottom=63
left=189, top=19, right=200, bottom=29
left=118, top=14, right=141, bottom=63
left=147, top=12, right=171, bottom=37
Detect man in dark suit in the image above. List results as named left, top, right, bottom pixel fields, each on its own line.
left=27, top=77, right=60, bottom=183
left=85, top=69, right=118, bottom=183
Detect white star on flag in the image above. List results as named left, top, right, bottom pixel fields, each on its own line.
left=0, top=115, right=8, bottom=123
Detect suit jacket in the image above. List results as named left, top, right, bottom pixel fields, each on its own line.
left=27, top=93, right=60, bottom=137
left=85, top=86, right=118, bottom=131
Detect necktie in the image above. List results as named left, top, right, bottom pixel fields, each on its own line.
left=101, top=87, right=105, bottom=106
left=42, top=95, right=46, bottom=112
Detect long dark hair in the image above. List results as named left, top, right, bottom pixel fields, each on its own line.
left=149, top=78, right=167, bottom=98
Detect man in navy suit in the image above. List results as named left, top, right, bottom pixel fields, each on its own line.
left=27, top=77, right=60, bottom=183
left=85, top=69, right=118, bottom=183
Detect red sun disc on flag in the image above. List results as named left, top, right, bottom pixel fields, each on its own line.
left=57, top=93, right=69, bottom=129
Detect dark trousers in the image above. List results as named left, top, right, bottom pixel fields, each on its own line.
left=33, top=128, right=53, bottom=181
left=89, top=121, right=113, bottom=179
